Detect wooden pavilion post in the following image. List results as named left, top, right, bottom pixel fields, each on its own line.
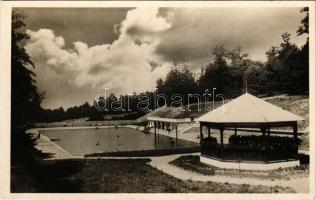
left=261, top=126, right=268, bottom=162
left=219, top=127, right=224, bottom=159
left=199, top=123, right=203, bottom=144
left=154, top=121, right=157, bottom=148
left=220, top=128, right=224, bottom=149
left=175, top=123, right=178, bottom=146
left=207, top=126, right=211, bottom=138
left=293, top=122, right=298, bottom=140
left=234, top=126, right=237, bottom=136
left=261, top=127, right=266, bottom=137
left=157, top=122, right=160, bottom=144
left=267, top=127, right=271, bottom=149
left=293, top=122, right=299, bottom=159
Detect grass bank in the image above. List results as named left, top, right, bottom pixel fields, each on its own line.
left=12, top=158, right=294, bottom=193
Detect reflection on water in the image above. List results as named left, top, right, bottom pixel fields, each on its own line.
left=42, top=127, right=198, bottom=156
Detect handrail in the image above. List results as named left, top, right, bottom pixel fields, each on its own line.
left=225, top=128, right=304, bottom=135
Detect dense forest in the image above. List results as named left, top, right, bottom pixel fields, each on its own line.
left=12, top=8, right=309, bottom=123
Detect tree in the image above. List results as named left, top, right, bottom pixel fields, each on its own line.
left=226, top=46, right=250, bottom=97
left=199, top=46, right=232, bottom=96
left=243, top=61, right=267, bottom=95
left=156, top=63, right=198, bottom=105
left=11, top=11, right=44, bottom=126
left=264, top=32, right=308, bottom=95
left=297, top=7, right=309, bottom=94
left=297, top=7, right=309, bottom=36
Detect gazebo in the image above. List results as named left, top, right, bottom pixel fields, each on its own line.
left=196, top=93, right=304, bottom=170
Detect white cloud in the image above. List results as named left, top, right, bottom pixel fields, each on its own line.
left=25, top=7, right=172, bottom=108
left=119, top=7, right=172, bottom=39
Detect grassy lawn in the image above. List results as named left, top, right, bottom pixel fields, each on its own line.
left=11, top=162, right=41, bottom=192
left=12, top=158, right=294, bottom=193
left=170, top=155, right=309, bottom=181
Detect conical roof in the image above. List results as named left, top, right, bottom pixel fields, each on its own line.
left=196, top=93, right=303, bottom=123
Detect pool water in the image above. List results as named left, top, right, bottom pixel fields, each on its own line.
left=42, top=127, right=198, bottom=156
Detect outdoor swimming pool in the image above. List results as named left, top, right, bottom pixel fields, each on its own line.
left=42, top=127, right=199, bottom=156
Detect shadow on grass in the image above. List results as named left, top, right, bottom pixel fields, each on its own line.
left=11, top=127, right=85, bottom=192
left=29, top=160, right=85, bottom=192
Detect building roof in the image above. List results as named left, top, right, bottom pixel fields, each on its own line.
left=147, top=117, right=191, bottom=123
left=196, top=93, right=303, bottom=124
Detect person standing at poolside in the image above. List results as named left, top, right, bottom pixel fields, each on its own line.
left=36, top=131, right=41, bottom=140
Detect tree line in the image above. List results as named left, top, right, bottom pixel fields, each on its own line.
left=12, top=8, right=309, bottom=124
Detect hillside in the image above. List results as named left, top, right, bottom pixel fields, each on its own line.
left=140, top=95, right=309, bottom=151
left=144, top=95, right=309, bottom=128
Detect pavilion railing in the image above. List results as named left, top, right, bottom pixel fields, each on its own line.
left=201, top=136, right=300, bottom=162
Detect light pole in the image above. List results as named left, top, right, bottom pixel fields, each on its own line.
left=116, top=131, right=120, bottom=152
left=212, top=88, right=216, bottom=110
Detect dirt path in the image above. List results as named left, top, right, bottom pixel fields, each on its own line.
left=85, top=153, right=309, bottom=193
left=148, top=153, right=309, bottom=193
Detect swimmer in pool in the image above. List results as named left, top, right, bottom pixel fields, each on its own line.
left=96, top=141, right=100, bottom=146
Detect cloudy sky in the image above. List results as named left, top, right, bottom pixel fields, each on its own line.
left=16, top=7, right=307, bottom=109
